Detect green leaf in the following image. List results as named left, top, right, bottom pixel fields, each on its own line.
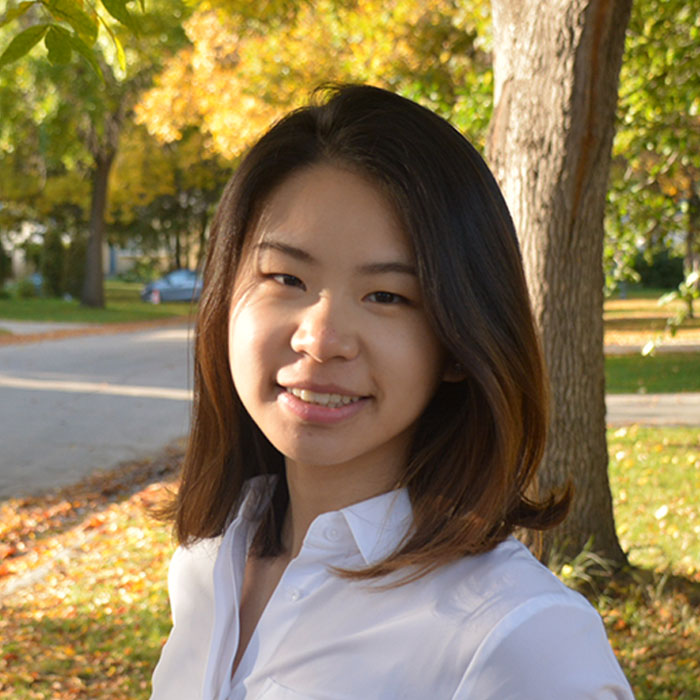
left=101, top=0, right=137, bottom=32
left=98, top=14, right=126, bottom=71
left=657, top=291, right=678, bottom=307
left=0, top=23, right=49, bottom=68
left=45, top=24, right=72, bottom=64
left=66, top=32, right=102, bottom=78
left=113, top=31, right=126, bottom=71
left=45, top=0, right=98, bottom=46
left=0, top=1, right=37, bottom=28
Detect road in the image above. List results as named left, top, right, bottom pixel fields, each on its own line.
left=0, top=325, right=193, bottom=499
left=1, top=324, right=699, bottom=500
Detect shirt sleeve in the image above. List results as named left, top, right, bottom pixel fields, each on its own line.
left=451, top=594, right=635, bottom=699
left=150, top=539, right=220, bottom=700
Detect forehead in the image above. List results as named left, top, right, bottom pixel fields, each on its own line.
left=247, top=164, right=413, bottom=261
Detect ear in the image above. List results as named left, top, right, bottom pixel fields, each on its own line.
left=442, top=360, right=468, bottom=383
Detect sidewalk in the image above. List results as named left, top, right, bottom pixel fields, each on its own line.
left=606, top=342, right=700, bottom=355
left=606, top=392, right=700, bottom=426
left=3, top=318, right=698, bottom=426
left=0, top=315, right=191, bottom=346
left=0, top=319, right=95, bottom=335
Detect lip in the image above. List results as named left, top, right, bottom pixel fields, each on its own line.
left=277, top=385, right=370, bottom=425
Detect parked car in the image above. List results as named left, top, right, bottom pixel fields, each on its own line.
left=140, top=269, right=203, bottom=303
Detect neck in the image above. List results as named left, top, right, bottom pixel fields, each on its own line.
left=281, top=458, right=401, bottom=559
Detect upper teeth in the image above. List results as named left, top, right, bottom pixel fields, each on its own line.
left=287, top=387, right=362, bottom=408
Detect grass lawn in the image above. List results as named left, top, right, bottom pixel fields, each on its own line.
left=604, top=286, right=700, bottom=347
left=0, top=281, right=194, bottom=325
left=601, top=426, right=700, bottom=698
left=605, top=352, right=700, bottom=393
left=608, top=426, right=699, bottom=577
left=1, top=429, right=699, bottom=698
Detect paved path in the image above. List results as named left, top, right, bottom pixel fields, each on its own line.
left=606, top=343, right=700, bottom=355
left=0, top=320, right=698, bottom=499
left=0, top=325, right=193, bottom=499
left=0, top=320, right=96, bottom=335
left=606, top=392, right=700, bottom=427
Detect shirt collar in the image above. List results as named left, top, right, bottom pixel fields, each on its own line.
left=339, top=488, right=413, bottom=566
left=239, top=477, right=414, bottom=566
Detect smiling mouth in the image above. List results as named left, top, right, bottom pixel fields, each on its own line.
left=285, top=387, right=364, bottom=409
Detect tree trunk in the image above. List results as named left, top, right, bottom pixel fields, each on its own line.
left=685, top=187, right=699, bottom=320
left=81, top=151, right=115, bottom=307
left=175, top=229, right=182, bottom=270
left=198, top=209, right=209, bottom=267
left=487, top=0, right=632, bottom=564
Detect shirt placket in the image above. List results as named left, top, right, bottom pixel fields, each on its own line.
left=205, top=516, right=249, bottom=700
left=230, top=514, right=352, bottom=697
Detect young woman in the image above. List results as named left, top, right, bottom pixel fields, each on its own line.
left=151, top=85, right=634, bottom=699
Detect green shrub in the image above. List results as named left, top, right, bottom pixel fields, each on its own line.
left=633, top=250, right=684, bottom=289
left=0, top=244, right=11, bottom=287
left=116, top=257, right=162, bottom=283
left=16, top=277, right=37, bottom=298
left=41, top=230, right=65, bottom=297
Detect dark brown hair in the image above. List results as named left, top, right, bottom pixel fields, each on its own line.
left=166, top=84, right=570, bottom=580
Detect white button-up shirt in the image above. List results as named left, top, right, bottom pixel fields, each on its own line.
left=151, top=478, right=634, bottom=699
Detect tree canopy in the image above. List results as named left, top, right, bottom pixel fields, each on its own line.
left=134, top=1, right=493, bottom=158
left=606, top=0, right=700, bottom=301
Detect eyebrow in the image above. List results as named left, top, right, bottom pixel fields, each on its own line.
left=254, top=239, right=417, bottom=276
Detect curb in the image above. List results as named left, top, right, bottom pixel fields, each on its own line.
left=0, top=316, right=193, bottom=347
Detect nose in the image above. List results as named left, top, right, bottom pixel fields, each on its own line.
left=290, top=295, right=359, bottom=362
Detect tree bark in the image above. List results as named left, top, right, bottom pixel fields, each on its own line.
left=487, top=0, right=632, bottom=563
left=81, top=151, right=115, bottom=307
left=685, top=186, right=699, bottom=319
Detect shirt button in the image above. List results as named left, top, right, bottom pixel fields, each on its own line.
left=324, top=527, right=341, bottom=542
left=288, top=588, right=301, bottom=602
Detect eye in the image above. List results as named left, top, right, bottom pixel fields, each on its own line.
left=366, top=291, right=408, bottom=305
left=269, top=273, right=305, bottom=290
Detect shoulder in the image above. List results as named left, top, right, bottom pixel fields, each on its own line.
left=434, top=537, right=584, bottom=619
left=168, top=475, right=273, bottom=592
left=167, top=535, right=222, bottom=603
left=434, top=539, right=634, bottom=698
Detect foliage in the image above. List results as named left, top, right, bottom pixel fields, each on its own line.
left=63, top=232, right=87, bottom=298
left=0, top=0, right=193, bottom=306
left=135, top=0, right=493, bottom=160
left=0, top=242, right=11, bottom=286
left=107, top=125, right=230, bottom=269
left=0, top=0, right=143, bottom=76
left=40, top=228, right=64, bottom=297
left=14, top=277, right=37, bottom=299
left=632, top=249, right=685, bottom=290
left=605, top=0, right=700, bottom=293
left=657, top=271, right=700, bottom=331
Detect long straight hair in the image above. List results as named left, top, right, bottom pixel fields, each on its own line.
left=164, top=84, right=571, bottom=581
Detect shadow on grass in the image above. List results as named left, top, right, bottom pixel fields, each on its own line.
left=579, top=566, right=700, bottom=700
left=604, top=316, right=700, bottom=332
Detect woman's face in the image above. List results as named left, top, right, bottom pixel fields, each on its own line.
left=228, top=164, right=446, bottom=488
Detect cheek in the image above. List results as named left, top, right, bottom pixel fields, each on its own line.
left=228, top=303, right=289, bottom=396
left=379, top=322, right=445, bottom=400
